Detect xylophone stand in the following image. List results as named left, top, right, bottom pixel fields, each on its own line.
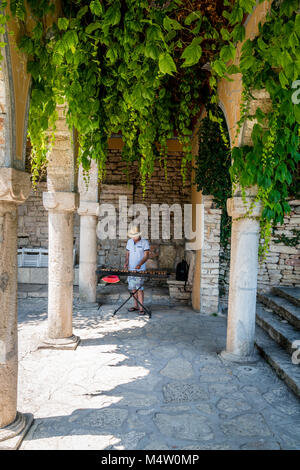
left=112, top=285, right=152, bottom=319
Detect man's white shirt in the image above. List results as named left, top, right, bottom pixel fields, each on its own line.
left=126, top=238, right=150, bottom=271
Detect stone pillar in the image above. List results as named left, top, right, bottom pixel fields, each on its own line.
left=40, top=103, right=80, bottom=350
left=190, top=134, right=203, bottom=312
left=221, top=196, right=262, bottom=363
left=0, top=168, right=33, bottom=449
left=78, top=202, right=99, bottom=302
left=40, top=192, right=80, bottom=349
left=78, top=162, right=99, bottom=303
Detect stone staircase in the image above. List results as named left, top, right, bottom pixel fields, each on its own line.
left=255, top=286, right=300, bottom=398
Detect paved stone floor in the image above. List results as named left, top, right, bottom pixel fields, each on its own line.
left=17, top=297, right=300, bottom=450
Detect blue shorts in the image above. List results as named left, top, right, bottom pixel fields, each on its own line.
left=127, top=276, right=145, bottom=291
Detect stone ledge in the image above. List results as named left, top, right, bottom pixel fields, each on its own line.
left=78, top=201, right=99, bottom=216
left=0, top=168, right=31, bottom=204
left=43, top=191, right=79, bottom=212
left=227, top=197, right=262, bottom=219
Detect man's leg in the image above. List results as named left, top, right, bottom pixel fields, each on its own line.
left=132, top=289, right=139, bottom=309
left=137, top=289, right=144, bottom=312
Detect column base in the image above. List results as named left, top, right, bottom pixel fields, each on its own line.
left=0, top=412, right=34, bottom=450
left=38, top=334, right=80, bottom=350
left=219, top=349, right=260, bottom=364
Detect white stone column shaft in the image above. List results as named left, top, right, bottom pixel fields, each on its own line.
left=41, top=192, right=80, bottom=349
left=78, top=161, right=99, bottom=303
left=78, top=204, right=98, bottom=302
left=221, top=197, right=262, bottom=362
left=0, top=168, right=33, bottom=447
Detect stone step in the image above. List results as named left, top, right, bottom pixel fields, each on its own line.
left=255, top=326, right=300, bottom=399
left=257, top=292, right=300, bottom=330
left=272, top=286, right=300, bottom=308
left=256, top=303, right=299, bottom=355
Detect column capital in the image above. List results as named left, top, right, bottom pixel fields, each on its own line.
left=227, top=197, right=262, bottom=220
left=77, top=201, right=99, bottom=217
left=43, top=191, right=79, bottom=212
left=0, top=168, right=31, bottom=204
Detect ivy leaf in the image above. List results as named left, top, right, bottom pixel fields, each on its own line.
left=147, top=25, right=164, bottom=42
left=220, top=28, right=231, bottom=41
left=104, top=2, right=121, bottom=26
left=158, top=53, right=177, bottom=75
left=295, top=14, right=300, bottom=35
left=293, top=104, right=300, bottom=124
left=232, top=24, right=245, bottom=42
left=181, top=38, right=202, bottom=67
left=106, top=48, right=118, bottom=64
left=85, top=22, right=101, bottom=35
left=211, top=59, right=227, bottom=77
left=184, top=11, right=202, bottom=26
left=58, top=17, right=69, bottom=31
left=90, top=0, right=103, bottom=17
left=220, top=43, right=236, bottom=62
left=239, top=0, right=256, bottom=14
left=77, top=5, right=89, bottom=19
left=279, top=70, right=289, bottom=88
left=144, top=43, right=159, bottom=60
left=163, top=16, right=182, bottom=32
left=227, top=64, right=240, bottom=74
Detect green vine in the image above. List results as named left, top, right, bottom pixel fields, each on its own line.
left=0, top=0, right=298, bottom=258
left=230, top=0, right=300, bottom=258
left=273, top=228, right=300, bottom=247
left=194, top=109, right=232, bottom=250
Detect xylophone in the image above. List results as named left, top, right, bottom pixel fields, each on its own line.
left=96, top=268, right=170, bottom=278
left=96, top=267, right=172, bottom=318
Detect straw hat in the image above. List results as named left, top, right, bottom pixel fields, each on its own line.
left=127, top=225, right=142, bottom=238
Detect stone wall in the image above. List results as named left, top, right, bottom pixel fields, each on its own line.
left=257, top=199, right=300, bottom=290
left=18, top=149, right=191, bottom=274
left=18, top=182, right=48, bottom=248
left=97, top=149, right=191, bottom=273
left=200, top=196, right=222, bottom=313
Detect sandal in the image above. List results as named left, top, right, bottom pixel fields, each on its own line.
left=138, top=309, right=145, bottom=315
left=128, top=307, right=139, bottom=312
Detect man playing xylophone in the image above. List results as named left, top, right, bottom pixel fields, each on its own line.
left=124, top=226, right=150, bottom=315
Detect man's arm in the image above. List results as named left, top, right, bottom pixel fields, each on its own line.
left=135, top=250, right=150, bottom=270
left=124, top=249, right=129, bottom=269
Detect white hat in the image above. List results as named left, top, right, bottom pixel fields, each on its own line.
left=127, top=225, right=142, bottom=238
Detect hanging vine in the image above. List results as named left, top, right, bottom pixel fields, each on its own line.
left=0, top=0, right=298, bottom=257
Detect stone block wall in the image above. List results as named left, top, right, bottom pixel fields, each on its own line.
left=18, top=182, right=49, bottom=248
left=219, top=199, right=300, bottom=310
left=200, top=196, right=222, bottom=313
left=257, top=200, right=300, bottom=290
left=18, top=148, right=191, bottom=276
left=97, top=149, right=191, bottom=273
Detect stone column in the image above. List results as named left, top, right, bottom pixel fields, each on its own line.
left=221, top=196, right=262, bottom=363
left=0, top=168, right=33, bottom=449
left=40, top=192, right=80, bottom=349
left=39, top=103, right=80, bottom=350
left=78, top=162, right=99, bottom=303
left=78, top=202, right=99, bottom=302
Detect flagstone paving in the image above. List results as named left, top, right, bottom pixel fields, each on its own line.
left=17, top=298, right=300, bottom=450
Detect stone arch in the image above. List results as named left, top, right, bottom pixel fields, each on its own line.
left=0, top=26, right=15, bottom=168
left=1, top=9, right=33, bottom=170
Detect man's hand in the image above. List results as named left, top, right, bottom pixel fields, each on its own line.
left=135, top=264, right=141, bottom=270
